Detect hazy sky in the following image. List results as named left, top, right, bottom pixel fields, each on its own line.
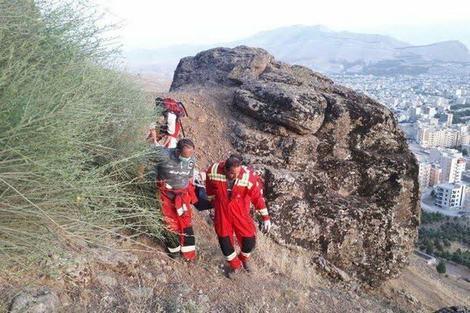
left=95, top=0, right=470, bottom=49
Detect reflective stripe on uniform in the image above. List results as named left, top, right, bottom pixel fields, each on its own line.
left=211, top=163, right=219, bottom=176
left=181, top=245, right=196, bottom=253
left=236, top=171, right=250, bottom=187
left=225, top=251, right=237, bottom=261
left=207, top=195, right=215, bottom=201
left=258, top=208, right=269, bottom=216
left=209, top=163, right=227, bottom=182
left=168, top=245, right=181, bottom=253
left=240, top=251, right=251, bottom=258
left=176, top=207, right=184, bottom=216
left=210, top=175, right=227, bottom=182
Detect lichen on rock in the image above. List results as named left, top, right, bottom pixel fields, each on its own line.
left=171, top=45, right=420, bottom=286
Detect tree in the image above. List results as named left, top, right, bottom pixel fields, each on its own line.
left=425, top=240, right=434, bottom=255
left=436, top=260, right=446, bottom=274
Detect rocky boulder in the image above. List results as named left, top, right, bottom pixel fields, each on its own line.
left=171, top=46, right=420, bottom=286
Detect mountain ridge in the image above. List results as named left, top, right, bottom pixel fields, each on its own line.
left=125, top=25, right=470, bottom=77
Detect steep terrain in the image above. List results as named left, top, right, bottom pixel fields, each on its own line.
left=2, top=46, right=469, bottom=313
left=5, top=208, right=468, bottom=312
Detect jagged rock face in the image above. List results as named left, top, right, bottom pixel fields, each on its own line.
left=171, top=46, right=420, bottom=286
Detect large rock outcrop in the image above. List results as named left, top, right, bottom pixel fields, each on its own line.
left=171, top=46, right=420, bottom=286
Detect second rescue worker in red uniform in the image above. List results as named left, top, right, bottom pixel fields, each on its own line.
left=205, top=155, right=271, bottom=273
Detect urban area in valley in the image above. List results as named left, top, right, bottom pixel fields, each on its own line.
left=334, top=73, right=470, bottom=215
left=334, top=73, right=470, bottom=273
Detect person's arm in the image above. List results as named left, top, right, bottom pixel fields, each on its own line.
left=146, top=122, right=158, bottom=144
left=146, top=145, right=167, bottom=182
left=188, top=158, right=197, bottom=204
left=247, top=172, right=271, bottom=232
left=248, top=178, right=268, bottom=217
left=192, top=170, right=212, bottom=211
left=205, top=166, right=216, bottom=205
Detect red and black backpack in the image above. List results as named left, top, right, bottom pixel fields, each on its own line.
left=155, top=97, right=187, bottom=118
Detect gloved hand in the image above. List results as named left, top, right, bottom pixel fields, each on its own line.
left=261, top=219, right=272, bottom=233
left=176, top=204, right=188, bottom=216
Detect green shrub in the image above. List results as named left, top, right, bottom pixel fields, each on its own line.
left=0, top=0, right=161, bottom=276
left=436, top=260, right=446, bottom=274
left=420, top=211, right=445, bottom=224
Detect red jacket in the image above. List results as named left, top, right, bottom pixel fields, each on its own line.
left=206, top=162, right=269, bottom=236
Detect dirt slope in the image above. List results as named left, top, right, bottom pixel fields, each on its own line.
left=165, top=89, right=469, bottom=312
left=3, top=207, right=467, bottom=312
left=2, top=79, right=468, bottom=313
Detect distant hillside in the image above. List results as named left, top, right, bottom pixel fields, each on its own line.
left=232, top=25, right=410, bottom=73
left=396, top=40, right=470, bottom=63
left=125, top=25, right=470, bottom=77
left=125, top=44, right=210, bottom=78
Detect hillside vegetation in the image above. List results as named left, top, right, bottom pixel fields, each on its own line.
left=0, top=0, right=161, bottom=278
left=418, top=212, right=470, bottom=268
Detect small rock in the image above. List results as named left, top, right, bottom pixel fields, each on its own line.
left=95, top=273, right=118, bottom=288
left=9, top=286, right=60, bottom=313
left=434, top=306, right=470, bottom=313
left=127, top=287, right=153, bottom=300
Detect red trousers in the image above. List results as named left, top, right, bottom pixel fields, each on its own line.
left=214, top=201, right=257, bottom=270
left=158, top=184, right=197, bottom=260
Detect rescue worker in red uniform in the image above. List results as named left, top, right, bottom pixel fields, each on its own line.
left=153, top=138, right=198, bottom=261
left=147, top=97, right=185, bottom=149
left=205, top=154, right=271, bottom=274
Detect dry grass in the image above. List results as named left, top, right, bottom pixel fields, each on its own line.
left=0, top=0, right=163, bottom=279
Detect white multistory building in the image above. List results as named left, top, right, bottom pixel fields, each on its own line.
left=409, top=107, right=422, bottom=122
left=461, top=133, right=470, bottom=146
left=417, top=126, right=462, bottom=148
left=429, top=164, right=442, bottom=187
left=428, top=107, right=437, bottom=118
left=437, top=97, right=449, bottom=106
left=433, top=183, right=466, bottom=209
left=416, top=119, right=470, bottom=148
left=418, top=162, right=431, bottom=188
left=446, top=112, right=453, bottom=127
left=429, top=148, right=466, bottom=183
left=442, top=155, right=466, bottom=183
